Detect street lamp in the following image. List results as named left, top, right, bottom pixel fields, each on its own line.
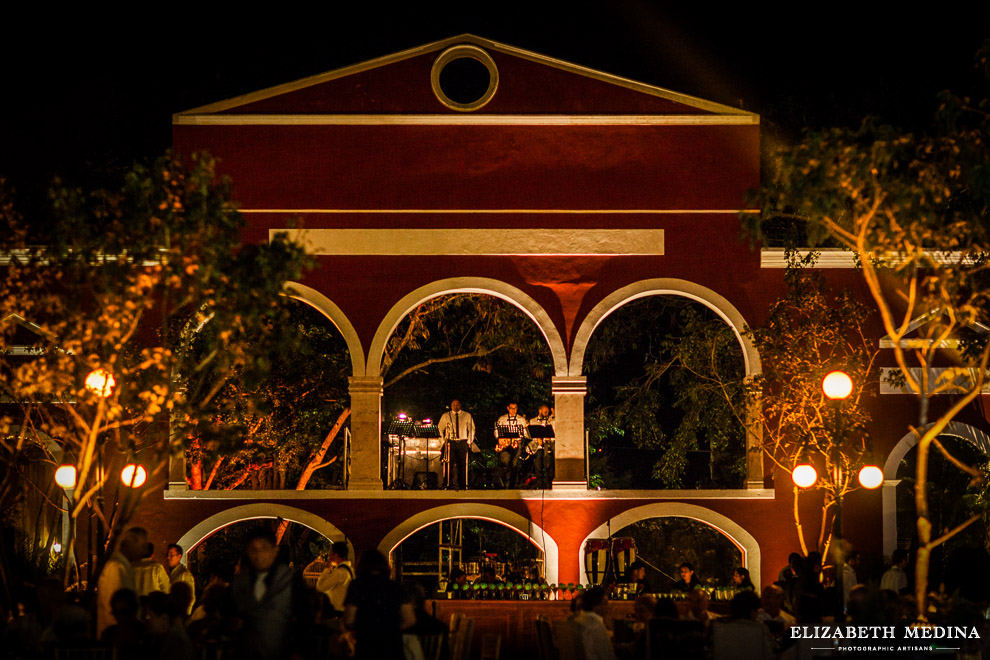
left=120, top=463, right=147, bottom=488
left=54, top=464, right=77, bottom=490
left=85, top=368, right=116, bottom=397
left=792, top=463, right=818, bottom=488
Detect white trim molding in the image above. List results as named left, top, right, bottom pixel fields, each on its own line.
left=283, top=282, right=366, bottom=377
left=175, top=503, right=351, bottom=558
left=367, top=277, right=568, bottom=378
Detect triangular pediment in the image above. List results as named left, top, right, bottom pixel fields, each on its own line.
left=175, top=34, right=756, bottom=121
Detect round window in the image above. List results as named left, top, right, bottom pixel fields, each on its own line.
left=431, top=45, right=499, bottom=112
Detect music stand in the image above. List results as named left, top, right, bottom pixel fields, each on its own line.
left=386, top=417, right=414, bottom=489
left=414, top=420, right=441, bottom=489
left=528, top=425, right=555, bottom=487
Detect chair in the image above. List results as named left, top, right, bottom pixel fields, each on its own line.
left=552, top=617, right=586, bottom=660
left=450, top=617, right=474, bottom=660
left=534, top=616, right=557, bottom=660
left=479, top=633, right=501, bottom=660
left=417, top=633, right=444, bottom=660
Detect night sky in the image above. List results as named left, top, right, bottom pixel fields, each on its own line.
left=2, top=3, right=987, bottom=201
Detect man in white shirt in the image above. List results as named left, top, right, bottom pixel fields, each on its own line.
left=97, top=526, right=147, bottom=636
left=880, top=549, right=910, bottom=594
left=316, top=541, right=353, bottom=616
left=575, top=586, right=617, bottom=660
left=167, top=543, right=196, bottom=614
left=527, top=405, right=554, bottom=488
left=756, top=583, right=796, bottom=628
left=495, top=402, right=528, bottom=488
left=133, top=542, right=170, bottom=596
left=438, top=399, right=478, bottom=489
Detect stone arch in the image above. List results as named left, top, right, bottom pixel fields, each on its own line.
left=569, top=279, right=764, bottom=487
left=175, top=503, right=352, bottom=559
left=378, top=503, right=560, bottom=585
left=284, top=282, right=366, bottom=377
left=881, top=421, right=990, bottom=556
left=569, top=278, right=761, bottom=378
left=577, top=503, right=762, bottom=587
left=367, top=278, right=568, bottom=378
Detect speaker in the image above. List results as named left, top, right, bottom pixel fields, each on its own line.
left=412, top=471, right=439, bottom=490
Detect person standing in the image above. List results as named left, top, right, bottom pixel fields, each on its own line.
left=316, top=541, right=353, bottom=616
left=97, top=527, right=148, bottom=636
left=494, top=402, right=528, bottom=488
left=134, top=542, right=171, bottom=597
left=438, top=399, right=478, bottom=489
left=880, top=549, right=910, bottom=594
left=672, top=562, right=702, bottom=592
left=343, top=550, right=415, bottom=660
left=166, top=544, right=196, bottom=614
left=231, top=528, right=310, bottom=660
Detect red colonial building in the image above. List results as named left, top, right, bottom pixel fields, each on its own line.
left=130, top=35, right=989, bottom=589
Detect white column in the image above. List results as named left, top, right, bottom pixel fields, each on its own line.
left=552, top=376, right=587, bottom=489
left=348, top=376, right=384, bottom=490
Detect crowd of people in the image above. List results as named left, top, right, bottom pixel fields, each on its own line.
left=2, top=526, right=448, bottom=660
left=5, top=533, right=990, bottom=660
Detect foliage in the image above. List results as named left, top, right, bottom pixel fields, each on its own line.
left=186, top=302, right=350, bottom=491
left=752, top=251, right=879, bottom=556
left=584, top=297, right=747, bottom=489
left=0, top=153, right=309, bottom=589
left=748, top=40, right=990, bottom=618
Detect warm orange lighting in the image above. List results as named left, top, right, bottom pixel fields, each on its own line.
left=822, top=371, right=853, bottom=400
left=54, top=465, right=77, bottom=489
left=858, top=465, right=884, bottom=489
left=120, top=464, right=147, bottom=488
left=792, top=464, right=818, bottom=488
left=85, top=368, right=116, bottom=397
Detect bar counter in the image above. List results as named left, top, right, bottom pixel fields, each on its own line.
left=428, top=599, right=635, bottom=659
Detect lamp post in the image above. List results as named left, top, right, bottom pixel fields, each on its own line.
left=791, top=370, right=881, bottom=618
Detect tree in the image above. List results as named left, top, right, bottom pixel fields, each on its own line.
left=750, top=40, right=990, bottom=618
left=584, top=297, right=749, bottom=489
left=0, top=154, right=309, bottom=593
left=750, top=253, right=878, bottom=559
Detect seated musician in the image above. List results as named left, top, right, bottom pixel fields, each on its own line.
left=494, top=402, right=528, bottom=488
left=526, top=405, right=554, bottom=489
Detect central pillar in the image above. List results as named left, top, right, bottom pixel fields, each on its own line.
left=552, top=376, right=587, bottom=489
left=348, top=376, right=384, bottom=490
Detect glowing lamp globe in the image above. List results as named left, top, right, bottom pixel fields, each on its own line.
left=822, top=371, right=853, bottom=400
left=792, top=464, right=818, bottom=488
left=85, top=368, right=116, bottom=398
left=858, top=465, right=884, bottom=489
left=54, top=465, right=77, bottom=489
left=120, top=464, right=147, bottom=488
left=52, top=541, right=62, bottom=554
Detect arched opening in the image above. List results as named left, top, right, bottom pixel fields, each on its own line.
left=580, top=503, right=761, bottom=588
left=882, top=422, right=990, bottom=556
left=379, top=504, right=559, bottom=585
left=184, top=298, right=352, bottom=490
left=284, top=282, right=365, bottom=377
left=886, top=424, right=989, bottom=595
left=373, top=285, right=558, bottom=490
left=369, top=278, right=567, bottom=379
left=582, top=295, right=748, bottom=489
left=176, top=504, right=350, bottom=586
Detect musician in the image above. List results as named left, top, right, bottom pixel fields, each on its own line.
left=527, top=405, right=555, bottom=489
left=438, top=399, right=478, bottom=489
left=494, top=402, right=528, bottom=488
